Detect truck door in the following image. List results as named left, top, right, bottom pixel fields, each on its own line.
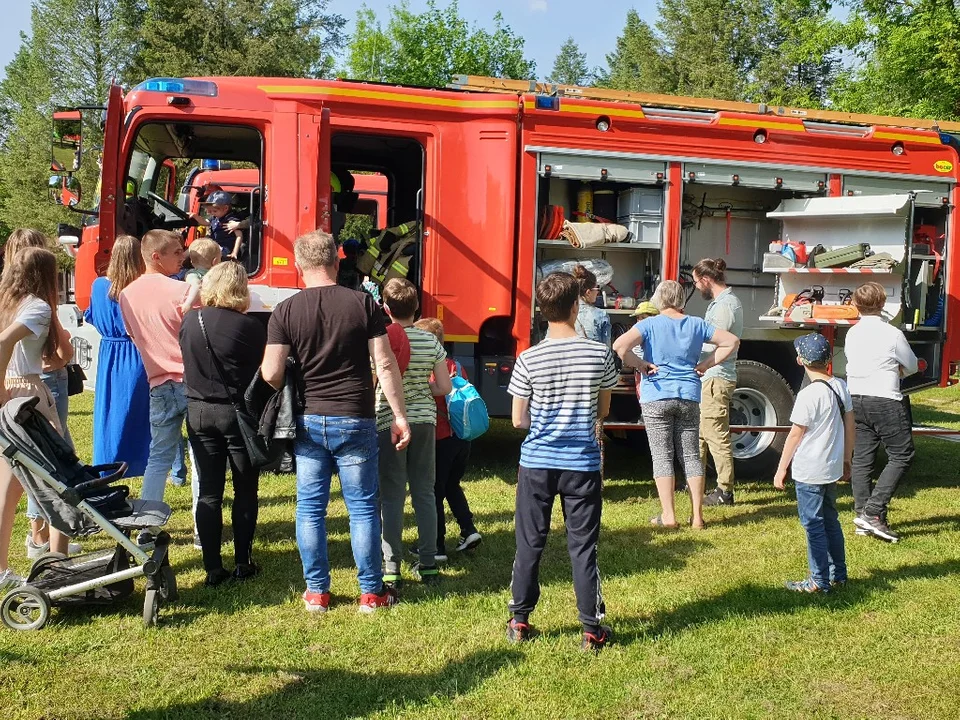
left=71, top=83, right=124, bottom=312
left=98, top=83, right=125, bottom=255
left=842, top=178, right=953, bottom=391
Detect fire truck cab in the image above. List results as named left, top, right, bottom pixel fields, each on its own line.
left=52, top=75, right=960, bottom=476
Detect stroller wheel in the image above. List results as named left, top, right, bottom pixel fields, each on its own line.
left=27, top=552, right=68, bottom=582
left=159, top=566, right=178, bottom=604
left=1, top=585, right=51, bottom=631
left=142, top=588, right=159, bottom=628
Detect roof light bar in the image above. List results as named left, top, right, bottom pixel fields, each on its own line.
left=134, top=78, right=218, bottom=97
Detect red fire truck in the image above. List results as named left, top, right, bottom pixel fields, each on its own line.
left=50, top=75, right=960, bottom=476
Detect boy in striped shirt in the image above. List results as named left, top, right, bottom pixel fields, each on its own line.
left=375, top=279, right=452, bottom=587
left=507, top=272, right=619, bottom=652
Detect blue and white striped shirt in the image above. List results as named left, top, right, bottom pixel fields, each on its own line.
left=508, top=337, right=619, bottom=472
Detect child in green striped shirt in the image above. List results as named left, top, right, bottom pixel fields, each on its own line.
left=375, top=279, right=452, bottom=587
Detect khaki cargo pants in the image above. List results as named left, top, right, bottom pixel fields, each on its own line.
left=699, top=378, right=736, bottom=492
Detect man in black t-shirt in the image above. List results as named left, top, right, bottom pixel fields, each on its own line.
left=261, top=229, right=410, bottom=616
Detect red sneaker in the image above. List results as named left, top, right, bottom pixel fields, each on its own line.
left=358, top=586, right=398, bottom=614
left=303, top=590, right=331, bottom=613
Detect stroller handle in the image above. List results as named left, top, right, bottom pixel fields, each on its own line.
left=74, top=462, right=129, bottom=492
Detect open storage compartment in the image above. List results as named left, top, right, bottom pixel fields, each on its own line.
left=759, top=192, right=949, bottom=388
left=532, top=152, right=666, bottom=345
left=677, top=169, right=825, bottom=329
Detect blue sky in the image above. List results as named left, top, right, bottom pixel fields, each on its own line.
left=1, top=1, right=659, bottom=82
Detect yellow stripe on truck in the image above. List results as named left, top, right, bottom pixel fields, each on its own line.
left=258, top=84, right=518, bottom=110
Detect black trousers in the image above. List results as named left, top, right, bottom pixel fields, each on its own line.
left=510, top=466, right=604, bottom=628
left=435, top=436, right=476, bottom=551
left=186, top=400, right=260, bottom=573
left=850, top=395, right=915, bottom=517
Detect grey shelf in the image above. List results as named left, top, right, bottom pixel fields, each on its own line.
left=537, top=239, right=660, bottom=252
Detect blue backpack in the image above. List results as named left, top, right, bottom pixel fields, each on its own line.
left=446, top=362, right=489, bottom=441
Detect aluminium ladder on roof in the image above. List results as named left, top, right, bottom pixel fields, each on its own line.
left=448, top=74, right=960, bottom=134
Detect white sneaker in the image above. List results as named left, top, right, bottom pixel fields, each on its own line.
left=25, top=535, right=81, bottom=559
left=0, top=568, right=24, bottom=591
left=455, top=532, right=482, bottom=552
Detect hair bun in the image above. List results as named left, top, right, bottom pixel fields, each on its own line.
left=572, top=264, right=588, bottom=279
left=714, top=258, right=727, bottom=272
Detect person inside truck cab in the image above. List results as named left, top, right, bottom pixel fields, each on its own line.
left=189, top=190, right=248, bottom=261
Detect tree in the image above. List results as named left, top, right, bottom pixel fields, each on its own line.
left=827, top=1, right=960, bottom=119
left=548, top=37, right=589, bottom=86
left=603, top=1, right=838, bottom=106
left=128, top=0, right=346, bottom=79
left=0, top=0, right=129, bottom=240
left=344, top=1, right=535, bottom=87
left=603, top=9, right=676, bottom=93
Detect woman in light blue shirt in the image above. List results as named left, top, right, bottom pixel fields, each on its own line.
left=613, top=280, right=739, bottom=530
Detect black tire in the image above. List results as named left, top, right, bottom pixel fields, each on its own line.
left=27, top=552, right=68, bottom=582
left=730, top=360, right=795, bottom=479
left=160, top=566, right=178, bottom=604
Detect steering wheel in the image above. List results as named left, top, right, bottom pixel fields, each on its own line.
left=147, top=191, right=190, bottom=222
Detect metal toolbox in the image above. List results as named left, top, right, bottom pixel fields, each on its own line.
left=813, top=243, right=871, bottom=268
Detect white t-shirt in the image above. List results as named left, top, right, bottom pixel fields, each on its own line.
left=7, top=296, right=51, bottom=377
left=845, top=315, right=918, bottom=401
left=790, top=376, right=852, bottom=484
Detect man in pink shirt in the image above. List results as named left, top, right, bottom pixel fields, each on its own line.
left=119, top=230, right=194, bottom=502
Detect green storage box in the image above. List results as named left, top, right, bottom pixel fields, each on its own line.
left=813, top=243, right=871, bottom=268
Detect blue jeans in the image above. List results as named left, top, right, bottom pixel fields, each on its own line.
left=796, top=481, right=847, bottom=588
left=171, top=436, right=187, bottom=483
left=141, top=381, right=188, bottom=502
left=27, top=370, right=74, bottom=520
left=294, top=415, right=383, bottom=595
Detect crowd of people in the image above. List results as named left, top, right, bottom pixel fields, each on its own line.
left=0, top=225, right=921, bottom=652
left=0, top=228, right=482, bottom=611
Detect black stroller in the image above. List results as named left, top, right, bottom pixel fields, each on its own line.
left=0, top=397, right=177, bottom=630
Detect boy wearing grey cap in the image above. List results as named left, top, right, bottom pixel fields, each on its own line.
left=774, top=333, right=854, bottom=593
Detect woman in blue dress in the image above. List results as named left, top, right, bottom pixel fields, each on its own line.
left=84, top=234, right=150, bottom=476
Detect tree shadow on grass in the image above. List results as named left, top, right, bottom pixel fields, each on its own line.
left=125, top=648, right=521, bottom=720
left=628, top=558, right=960, bottom=644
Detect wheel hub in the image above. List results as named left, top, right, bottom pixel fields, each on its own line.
left=729, top=388, right=777, bottom=460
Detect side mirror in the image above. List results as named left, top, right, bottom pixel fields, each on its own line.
left=49, top=175, right=82, bottom=207
left=52, top=110, right=83, bottom=173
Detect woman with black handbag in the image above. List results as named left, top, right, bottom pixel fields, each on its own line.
left=179, top=262, right=266, bottom=586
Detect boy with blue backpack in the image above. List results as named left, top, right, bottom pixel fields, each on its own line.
left=414, top=318, right=484, bottom=561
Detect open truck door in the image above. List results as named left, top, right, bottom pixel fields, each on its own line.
left=72, top=84, right=125, bottom=311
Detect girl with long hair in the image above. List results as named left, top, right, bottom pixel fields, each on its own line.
left=0, top=247, right=74, bottom=589
left=84, top=235, right=151, bottom=480
left=2, top=230, right=78, bottom=558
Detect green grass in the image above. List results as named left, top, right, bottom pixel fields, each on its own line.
left=2, top=387, right=960, bottom=719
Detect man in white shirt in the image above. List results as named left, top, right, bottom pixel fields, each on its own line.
left=844, top=282, right=918, bottom=543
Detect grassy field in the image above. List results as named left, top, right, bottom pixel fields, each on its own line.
left=2, top=386, right=960, bottom=720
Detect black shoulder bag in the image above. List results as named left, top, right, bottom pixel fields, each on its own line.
left=197, top=310, right=279, bottom=469
left=813, top=379, right=845, bottom=422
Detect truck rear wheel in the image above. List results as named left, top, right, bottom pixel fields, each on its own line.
left=730, top=361, right=795, bottom=479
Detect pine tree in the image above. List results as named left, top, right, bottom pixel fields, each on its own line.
left=549, top=37, right=589, bottom=86
left=129, top=0, right=346, bottom=79
left=604, top=1, right=837, bottom=106
left=603, top=10, right=676, bottom=93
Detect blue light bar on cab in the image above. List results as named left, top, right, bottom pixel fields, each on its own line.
left=133, top=78, right=218, bottom=97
